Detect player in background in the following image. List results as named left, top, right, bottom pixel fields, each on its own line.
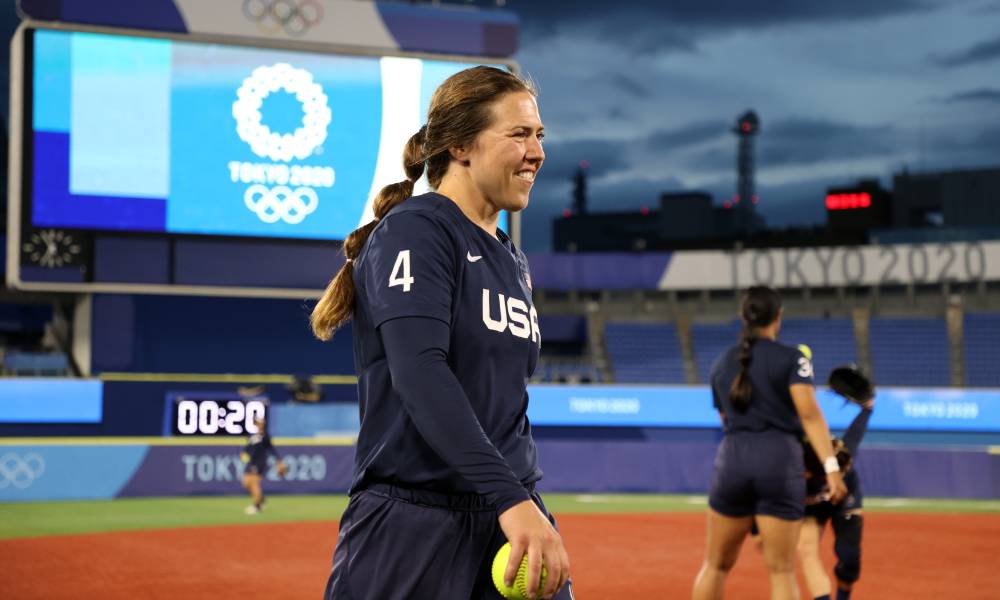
left=311, top=66, right=571, bottom=599
left=693, top=286, right=847, bottom=600
left=240, top=416, right=287, bottom=515
left=797, top=366, right=874, bottom=600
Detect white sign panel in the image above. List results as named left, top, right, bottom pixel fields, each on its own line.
left=659, top=241, right=1000, bottom=290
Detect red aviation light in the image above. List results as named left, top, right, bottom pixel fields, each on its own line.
left=826, top=192, right=872, bottom=211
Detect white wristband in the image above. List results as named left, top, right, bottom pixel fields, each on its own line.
left=823, top=456, right=840, bottom=474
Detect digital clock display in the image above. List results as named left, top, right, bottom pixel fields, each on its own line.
left=167, top=393, right=269, bottom=436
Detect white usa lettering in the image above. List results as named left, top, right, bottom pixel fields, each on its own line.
left=481, top=289, right=540, bottom=343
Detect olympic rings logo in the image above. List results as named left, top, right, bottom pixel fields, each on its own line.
left=233, top=63, right=332, bottom=163
left=0, top=452, right=45, bottom=490
left=244, top=184, right=319, bottom=224
left=243, top=0, right=324, bottom=37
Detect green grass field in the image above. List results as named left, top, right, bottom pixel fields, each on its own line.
left=2, top=494, right=998, bottom=541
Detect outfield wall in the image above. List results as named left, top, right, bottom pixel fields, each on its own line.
left=533, top=437, right=1000, bottom=499
left=3, top=380, right=1000, bottom=501
left=0, top=439, right=356, bottom=502
left=2, top=436, right=998, bottom=502
left=5, top=380, right=1000, bottom=436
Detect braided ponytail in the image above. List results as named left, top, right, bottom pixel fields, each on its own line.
left=310, top=128, right=426, bottom=340
left=729, top=323, right=757, bottom=412
left=728, top=286, right=782, bottom=412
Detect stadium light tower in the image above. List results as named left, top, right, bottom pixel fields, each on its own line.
left=732, top=110, right=760, bottom=234
left=572, top=160, right=589, bottom=215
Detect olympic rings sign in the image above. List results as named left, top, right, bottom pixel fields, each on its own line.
left=243, top=0, right=324, bottom=37
left=244, top=184, right=319, bottom=225
left=0, top=452, right=45, bottom=490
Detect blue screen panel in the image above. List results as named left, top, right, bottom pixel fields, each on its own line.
left=70, top=33, right=172, bottom=198
left=0, top=379, right=103, bottom=423
left=526, top=385, right=1000, bottom=432
left=29, top=28, right=510, bottom=240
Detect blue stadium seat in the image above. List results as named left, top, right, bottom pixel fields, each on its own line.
left=605, top=322, right=686, bottom=383
left=869, top=317, right=950, bottom=386
left=691, top=321, right=740, bottom=384
left=963, top=312, right=1000, bottom=387
left=531, top=359, right=603, bottom=384
left=779, top=318, right=858, bottom=384
left=692, top=317, right=857, bottom=384
left=2, top=351, right=70, bottom=376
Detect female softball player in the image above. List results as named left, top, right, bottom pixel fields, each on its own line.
left=798, top=370, right=874, bottom=600
left=311, top=66, right=571, bottom=600
left=240, top=416, right=287, bottom=515
left=692, top=286, right=847, bottom=600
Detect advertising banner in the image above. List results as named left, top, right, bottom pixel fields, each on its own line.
left=658, top=241, right=1000, bottom=290
left=0, top=444, right=148, bottom=501
left=116, top=444, right=354, bottom=497
left=526, top=384, right=1000, bottom=432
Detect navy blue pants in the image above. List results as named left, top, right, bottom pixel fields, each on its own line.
left=709, top=431, right=805, bottom=521
left=806, top=470, right=864, bottom=584
left=324, top=483, right=574, bottom=600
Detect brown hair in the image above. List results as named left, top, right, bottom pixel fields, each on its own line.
left=310, top=66, right=536, bottom=340
left=728, top=286, right=782, bottom=412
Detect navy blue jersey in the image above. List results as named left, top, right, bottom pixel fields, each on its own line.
left=805, top=408, right=871, bottom=501
left=349, top=193, right=541, bottom=505
left=710, top=338, right=814, bottom=435
left=244, top=432, right=278, bottom=471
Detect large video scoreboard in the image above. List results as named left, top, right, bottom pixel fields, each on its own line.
left=8, top=23, right=515, bottom=297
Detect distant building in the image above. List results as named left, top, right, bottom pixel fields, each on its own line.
left=893, top=167, right=1000, bottom=229
left=553, top=191, right=771, bottom=252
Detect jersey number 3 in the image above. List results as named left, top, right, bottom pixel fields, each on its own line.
left=797, top=357, right=814, bottom=379
left=389, top=250, right=414, bottom=292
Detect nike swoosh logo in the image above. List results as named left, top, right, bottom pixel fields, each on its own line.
left=467, top=252, right=483, bottom=263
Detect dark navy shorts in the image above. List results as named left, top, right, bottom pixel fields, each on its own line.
left=806, top=473, right=863, bottom=524
left=708, top=431, right=806, bottom=521
left=324, top=483, right=575, bottom=600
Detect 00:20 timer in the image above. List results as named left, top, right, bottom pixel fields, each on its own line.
left=176, top=399, right=267, bottom=435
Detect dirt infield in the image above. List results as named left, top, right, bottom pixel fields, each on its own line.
left=3, top=512, right=998, bottom=598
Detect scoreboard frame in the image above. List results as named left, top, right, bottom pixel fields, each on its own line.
left=6, top=20, right=521, bottom=299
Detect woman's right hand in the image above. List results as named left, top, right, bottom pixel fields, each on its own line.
left=827, top=470, right=848, bottom=504
left=498, top=499, right=571, bottom=600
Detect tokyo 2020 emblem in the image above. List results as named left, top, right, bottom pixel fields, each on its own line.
left=230, top=63, right=335, bottom=226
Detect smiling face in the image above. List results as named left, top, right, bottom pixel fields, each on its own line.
left=462, top=91, right=545, bottom=213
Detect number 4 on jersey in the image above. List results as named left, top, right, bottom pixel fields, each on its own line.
left=389, top=250, right=414, bottom=292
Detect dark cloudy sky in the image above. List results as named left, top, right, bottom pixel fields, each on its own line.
left=1, top=3, right=996, bottom=252
left=451, top=0, right=1000, bottom=250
